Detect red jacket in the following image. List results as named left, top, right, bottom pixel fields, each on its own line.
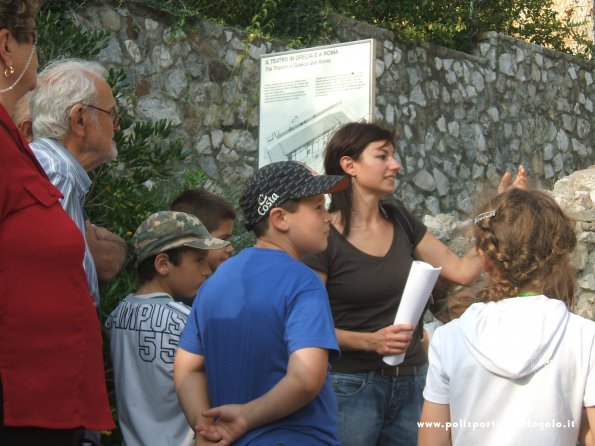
left=0, top=105, right=114, bottom=430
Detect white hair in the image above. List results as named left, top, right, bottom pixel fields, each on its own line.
left=31, top=59, right=108, bottom=140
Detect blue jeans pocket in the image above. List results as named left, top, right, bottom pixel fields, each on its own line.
left=331, top=372, right=367, bottom=398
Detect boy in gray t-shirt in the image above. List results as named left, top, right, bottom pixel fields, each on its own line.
left=105, top=211, right=229, bottom=446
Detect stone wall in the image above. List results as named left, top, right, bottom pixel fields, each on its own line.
left=74, top=3, right=594, bottom=318
left=553, top=168, right=595, bottom=319
left=78, top=2, right=593, bottom=216
left=334, top=17, right=594, bottom=215
left=425, top=167, right=595, bottom=320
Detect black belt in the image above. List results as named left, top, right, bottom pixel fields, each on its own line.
left=373, top=365, right=421, bottom=377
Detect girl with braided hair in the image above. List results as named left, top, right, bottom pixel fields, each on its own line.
left=419, top=188, right=595, bottom=446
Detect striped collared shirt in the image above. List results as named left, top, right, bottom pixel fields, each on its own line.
left=30, top=137, right=100, bottom=306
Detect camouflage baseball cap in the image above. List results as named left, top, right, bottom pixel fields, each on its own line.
left=240, top=161, right=348, bottom=229
left=132, top=211, right=230, bottom=262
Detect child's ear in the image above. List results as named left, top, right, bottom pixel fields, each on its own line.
left=269, top=207, right=289, bottom=232
left=477, top=248, right=493, bottom=274
left=154, top=252, right=170, bottom=275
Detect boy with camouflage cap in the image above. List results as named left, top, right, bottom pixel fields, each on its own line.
left=106, top=211, right=229, bottom=446
left=174, top=161, right=348, bottom=446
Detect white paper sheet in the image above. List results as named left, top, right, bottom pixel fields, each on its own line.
left=383, top=260, right=442, bottom=366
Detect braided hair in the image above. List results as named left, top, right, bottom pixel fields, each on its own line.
left=474, top=188, right=576, bottom=308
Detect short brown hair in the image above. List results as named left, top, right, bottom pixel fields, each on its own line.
left=170, top=188, right=236, bottom=232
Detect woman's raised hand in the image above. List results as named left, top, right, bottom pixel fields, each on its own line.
left=498, top=165, right=528, bottom=194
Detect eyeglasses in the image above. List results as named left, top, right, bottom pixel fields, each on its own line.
left=85, top=104, right=120, bottom=127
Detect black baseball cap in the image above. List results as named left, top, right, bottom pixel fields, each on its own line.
left=240, top=161, right=348, bottom=229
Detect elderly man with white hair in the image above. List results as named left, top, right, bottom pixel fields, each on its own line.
left=29, top=59, right=126, bottom=308
left=28, top=58, right=127, bottom=446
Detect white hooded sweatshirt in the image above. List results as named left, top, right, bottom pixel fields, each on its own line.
left=424, top=295, right=595, bottom=446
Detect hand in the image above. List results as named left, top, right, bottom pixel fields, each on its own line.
left=86, top=220, right=126, bottom=245
left=195, top=435, right=219, bottom=446
left=196, top=404, right=249, bottom=446
left=498, top=165, right=528, bottom=194
left=371, top=323, right=415, bottom=355
left=94, top=226, right=122, bottom=243
left=85, top=220, right=127, bottom=282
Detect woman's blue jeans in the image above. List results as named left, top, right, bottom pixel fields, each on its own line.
left=330, top=366, right=427, bottom=446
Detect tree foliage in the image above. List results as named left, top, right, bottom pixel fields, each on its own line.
left=48, top=0, right=593, bottom=57
left=330, top=0, right=593, bottom=57
left=130, top=0, right=594, bottom=58
left=36, top=10, right=110, bottom=66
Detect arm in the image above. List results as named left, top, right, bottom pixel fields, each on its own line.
left=336, top=326, right=414, bottom=354
left=173, top=348, right=215, bottom=445
left=313, top=270, right=415, bottom=355
left=197, top=347, right=330, bottom=445
left=422, top=329, right=430, bottom=356
left=581, top=406, right=595, bottom=446
left=418, top=401, right=452, bottom=446
left=85, top=220, right=127, bottom=283
left=414, top=232, right=481, bottom=286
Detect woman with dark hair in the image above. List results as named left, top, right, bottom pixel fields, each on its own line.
left=303, top=121, right=526, bottom=445
left=0, top=2, right=114, bottom=444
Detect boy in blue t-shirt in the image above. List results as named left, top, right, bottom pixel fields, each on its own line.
left=174, top=161, right=348, bottom=445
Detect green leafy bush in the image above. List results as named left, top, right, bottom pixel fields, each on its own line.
left=36, top=10, right=111, bottom=66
